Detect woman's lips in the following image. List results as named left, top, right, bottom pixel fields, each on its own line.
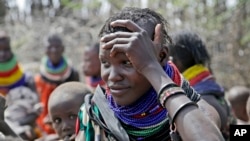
left=109, top=86, right=129, bottom=96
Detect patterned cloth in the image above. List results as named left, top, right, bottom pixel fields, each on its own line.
left=0, top=56, right=26, bottom=96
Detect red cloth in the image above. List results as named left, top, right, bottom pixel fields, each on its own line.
left=35, top=75, right=56, bottom=134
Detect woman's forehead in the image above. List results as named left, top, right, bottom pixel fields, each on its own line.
left=99, top=47, right=127, bottom=59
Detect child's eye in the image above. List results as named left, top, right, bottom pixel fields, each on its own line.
left=53, top=118, right=61, bottom=124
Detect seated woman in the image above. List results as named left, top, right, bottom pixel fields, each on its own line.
left=75, top=7, right=224, bottom=141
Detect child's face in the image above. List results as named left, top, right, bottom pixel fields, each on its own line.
left=82, top=48, right=100, bottom=76
left=0, top=40, right=12, bottom=63
left=49, top=95, right=82, bottom=140
left=46, top=41, right=64, bottom=65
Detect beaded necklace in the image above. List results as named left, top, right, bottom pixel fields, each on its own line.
left=0, top=55, right=26, bottom=96
left=106, top=62, right=177, bottom=139
left=40, top=56, right=72, bottom=82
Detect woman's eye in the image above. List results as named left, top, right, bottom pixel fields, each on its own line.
left=123, top=60, right=132, bottom=66
left=69, top=114, right=77, bottom=120
left=101, top=60, right=110, bottom=67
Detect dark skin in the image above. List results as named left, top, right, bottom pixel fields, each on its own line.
left=82, top=47, right=101, bottom=77
left=49, top=92, right=83, bottom=141
left=0, top=38, right=13, bottom=63
left=46, top=41, right=64, bottom=66
left=100, top=20, right=224, bottom=141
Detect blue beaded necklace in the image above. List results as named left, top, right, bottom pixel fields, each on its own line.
left=106, top=63, right=174, bottom=128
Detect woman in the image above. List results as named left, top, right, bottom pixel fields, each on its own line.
left=76, top=7, right=224, bottom=141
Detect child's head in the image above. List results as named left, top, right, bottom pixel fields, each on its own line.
left=82, top=42, right=100, bottom=77
left=48, top=82, right=91, bottom=140
left=227, top=86, right=250, bottom=122
left=0, top=30, right=13, bottom=63
left=98, top=7, right=171, bottom=106
left=169, top=31, right=211, bottom=73
left=46, top=34, right=64, bottom=65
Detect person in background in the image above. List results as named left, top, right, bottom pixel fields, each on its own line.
left=227, top=85, right=250, bottom=124
left=75, top=7, right=224, bottom=141
left=0, top=30, right=35, bottom=96
left=245, top=92, right=250, bottom=124
left=169, top=30, right=232, bottom=139
left=34, top=34, right=80, bottom=135
left=82, top=42, right=106, bottom=91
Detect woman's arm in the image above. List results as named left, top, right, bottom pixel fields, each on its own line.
left=143, top=64, right=224, bottom=141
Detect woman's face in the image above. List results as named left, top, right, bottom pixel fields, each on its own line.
left=100, top=47, right=151, bottom=106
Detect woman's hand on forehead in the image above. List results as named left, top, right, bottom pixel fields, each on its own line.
left=100, top=20, right=162, bottom=73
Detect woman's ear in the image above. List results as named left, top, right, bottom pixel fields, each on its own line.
left=159, top=46, right=169, bottom=66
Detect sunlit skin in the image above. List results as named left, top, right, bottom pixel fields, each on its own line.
left=48, top=94, right=82, bottom=140
left=0, top=39, right=13, bottom=63
left=82, top=47, right=101, bottom=77
left=46, top=41, right=64, bottom=65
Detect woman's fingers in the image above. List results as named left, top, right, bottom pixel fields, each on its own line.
left=101, top=32, right=132, bottom=47
left=110, top=20, right=142, bottom=32
left=153, top=24, right=162, bottom=45
left=101, top=38, right=130, bottom=56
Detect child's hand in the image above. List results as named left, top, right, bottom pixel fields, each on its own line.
left=100, top=20, right=162, bottom=73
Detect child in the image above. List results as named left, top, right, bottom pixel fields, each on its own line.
left=82, top=42, right=106, bottom=90
left=46, top=82, right=91, bottom=141
left=0, top=30, right=35, bottom=96
left=34, top=34, right=80, bottom=134
left=75, top=7, right=224, bottom=141
left=227, top=85, right=250, bottom=124
left=169, top=30, right=232, bottom=139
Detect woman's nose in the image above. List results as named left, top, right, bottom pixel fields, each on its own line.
left=108, top=66, right=123, bottom=82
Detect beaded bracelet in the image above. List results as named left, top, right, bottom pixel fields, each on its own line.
left=159, top=87, right=185, bottom=107
left=158, top=83, right=178, bottom=96
left=168, top=101, right=198, bottom=125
